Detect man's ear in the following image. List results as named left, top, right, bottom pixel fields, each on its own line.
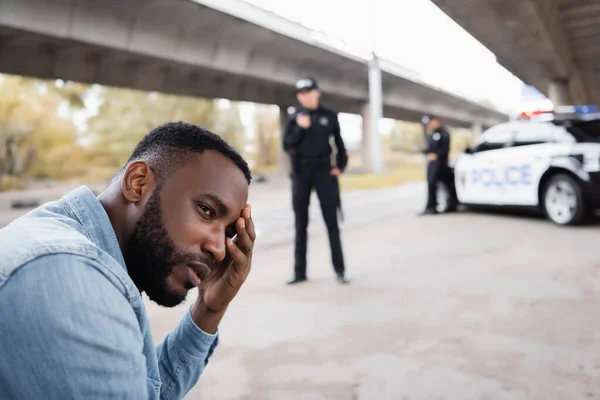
left=121, top=161, right=156, bottom=204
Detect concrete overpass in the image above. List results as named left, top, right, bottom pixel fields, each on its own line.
left=432, top=0, right=600, bottom=107
left=0, top=0, right=507, bottom=171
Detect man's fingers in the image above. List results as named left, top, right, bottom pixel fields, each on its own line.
left=244, top=205, right=256, bottom=242
left=203, top=258, right=229, bottom=285
left=246, top=217, right=256, bottom=242
left=226, top=238, right=248, bottom=274
left=236, top=216, right=253, bottom=253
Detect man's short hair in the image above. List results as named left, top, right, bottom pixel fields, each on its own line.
left=115, top=121, right=252, bottom=184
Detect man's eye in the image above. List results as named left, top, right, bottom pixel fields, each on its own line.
left=197, top=204, right=214, bottom=218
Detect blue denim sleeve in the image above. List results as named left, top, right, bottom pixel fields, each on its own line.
left=0, top=254, right=149, bottom=400
left=155, top=305, right=219, bottom=399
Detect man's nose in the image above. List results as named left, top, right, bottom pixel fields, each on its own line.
left=202, top=231, right=226, bottom=263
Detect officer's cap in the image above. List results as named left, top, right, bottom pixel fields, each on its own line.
left=421, top=114, right=438, bottom=124
left=295, top=77, right=319, bottom=92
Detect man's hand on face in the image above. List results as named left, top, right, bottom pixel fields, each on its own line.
left=296, top=114, right=312, bottom=129
left=192, top=205, right=255, bottom=334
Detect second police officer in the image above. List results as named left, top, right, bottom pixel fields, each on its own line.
left=283, top=77, right=350, bottom=285
left=420, top=115, right=451, bottom=215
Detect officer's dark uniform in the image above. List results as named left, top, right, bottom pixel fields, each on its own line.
left=423, top=123, right=451, bottom=213
left=283, top=79, right=349, bottom=283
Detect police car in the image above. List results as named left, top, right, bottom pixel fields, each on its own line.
left=436, top=106, right=600, bottom=225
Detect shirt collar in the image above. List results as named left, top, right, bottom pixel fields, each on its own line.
left=60, top=186, right=126, bottom=270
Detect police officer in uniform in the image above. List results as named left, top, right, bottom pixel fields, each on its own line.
left=420, top=115, right=451, bottom=215
left=283, top=77, right=349, bottom=285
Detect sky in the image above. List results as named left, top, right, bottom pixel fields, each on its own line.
left=234, top=0, right=542, bottom=148
left=243, top=0, right=529, bottom=113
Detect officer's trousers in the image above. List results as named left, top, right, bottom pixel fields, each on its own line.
left=426, top=161, right=441, bottom=211
left=291, top=163, right=345, bottom=278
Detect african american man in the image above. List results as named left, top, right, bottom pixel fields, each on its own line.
left=0, top=122, right=255, bottom=399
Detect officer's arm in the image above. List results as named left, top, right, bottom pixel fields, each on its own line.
left=283, top=114, right=305, bottom=151
left=437, top=131, right=450, bottom=157
left=332, top=113, right=349, bottom=171
left=423, top=139, right=432, bottom=154
left=423, top=134, right=434, bottom=154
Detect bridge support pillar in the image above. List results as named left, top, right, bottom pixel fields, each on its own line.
left=360, top=104, right=376, bottom=174
left=361, top=56, right=385, bottom=174
left=548, top=80, right=571, bottom=106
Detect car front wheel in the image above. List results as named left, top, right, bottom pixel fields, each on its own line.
left=542, top=174, right=588, bottom=225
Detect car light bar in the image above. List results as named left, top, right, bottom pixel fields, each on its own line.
left=555, top=105, right=598, bottom=114
left=519, top=105, right=599, bottom=120
left=520, top=110, right=553, bottom=118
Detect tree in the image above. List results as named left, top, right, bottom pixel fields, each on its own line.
left=84, top=87, right=217, bottom=180
left=213, top=102, right=245, bottom=154
left=388, top=120, right=426, bottom=152
left=0, top=73, right=248, bottom=188
left=254, top=104, right=280, bottom=170
left=0, top=76, right=38, bottom=181
left=0, top=74, right=86, bottom=187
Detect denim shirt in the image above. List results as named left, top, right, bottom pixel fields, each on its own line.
left=0, top=186, right=219, bottom=400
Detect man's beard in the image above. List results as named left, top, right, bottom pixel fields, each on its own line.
left=124, top=186, right=206, bottom=307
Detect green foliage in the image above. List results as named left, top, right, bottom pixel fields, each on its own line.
left=385, top=120, right=474, bottom=158
left=0, top=75, right=87, bottom=184
left=388, top=120, right=427, bottom=152
left=83, top=87, right=218, bottom=180
left=0, top=73, right=254, bottom=189
left=0, top=72, right=478, bottom=192
left=253, top=104, right=280, bottom=170
left=212, top=102, right=244, bottom=154
left=0, top=74, right=232, bottom=188
left=448, top=128, right=474, bottom=156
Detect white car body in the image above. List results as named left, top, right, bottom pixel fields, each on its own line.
left=450, top=120, right=600, bottom=222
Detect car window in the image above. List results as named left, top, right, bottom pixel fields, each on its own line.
left=473, top=124, right=514, bottom=153
left=550, top=125, right=577, bottom=143
left=512, top=122, right=554, bottom=146
left=557, top=119, right=600, bottom=143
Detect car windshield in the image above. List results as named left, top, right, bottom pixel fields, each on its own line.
left=552, top=118, right=600, bottom=142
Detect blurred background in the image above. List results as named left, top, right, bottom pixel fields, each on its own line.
left=0, top=0, right=549, bottom=194
left=0, top=73, right=487, bottom=191
left=1, top=0, right=598, bottom=399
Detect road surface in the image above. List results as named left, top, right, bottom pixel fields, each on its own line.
left=1, top=177, right=598, bottom=399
